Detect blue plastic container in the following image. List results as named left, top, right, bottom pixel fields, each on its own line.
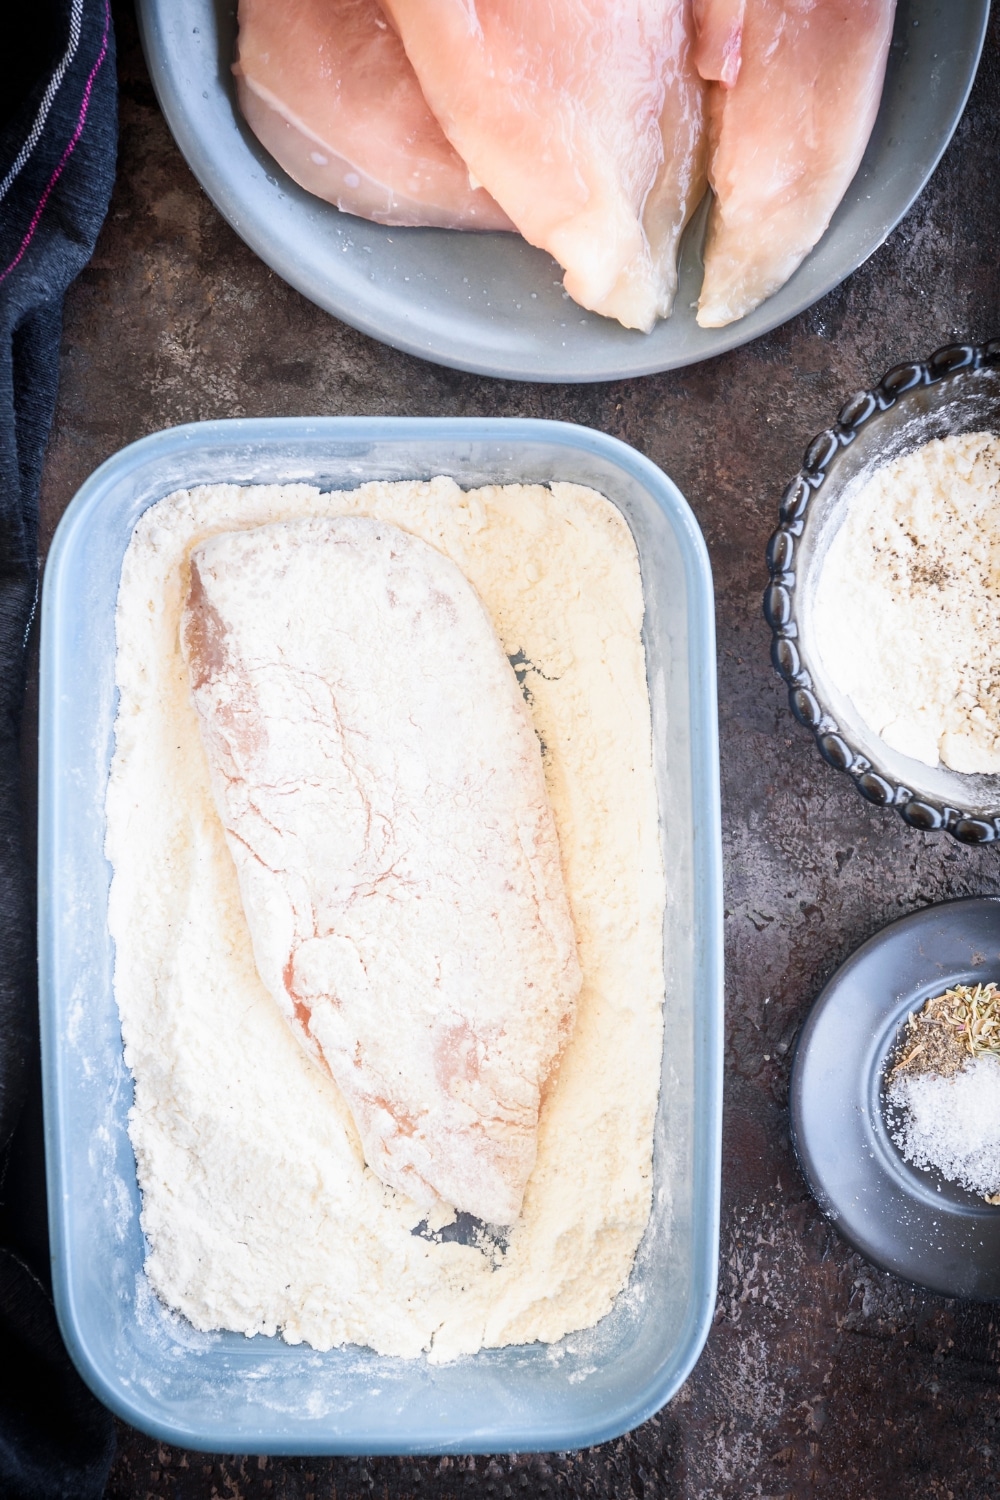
left=39, top=417, right=722, bottom=1453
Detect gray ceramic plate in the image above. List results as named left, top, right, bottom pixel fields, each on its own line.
left=791, top=898, right=1000, bottom=1301
left=136, top=0, right=988, bottom=383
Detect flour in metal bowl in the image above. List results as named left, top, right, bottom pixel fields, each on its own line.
left=813, top=431, right=1000, bottom=775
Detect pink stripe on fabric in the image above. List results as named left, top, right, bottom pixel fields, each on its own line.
left=0, top=0, right=111, bottom=290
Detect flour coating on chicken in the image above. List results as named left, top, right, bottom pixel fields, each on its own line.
left=181, top=517, right=581, bottom=1225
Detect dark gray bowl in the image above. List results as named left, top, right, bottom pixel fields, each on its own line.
left=765, top=340, right=1000, bottom=844
left=791, top=897, right=1000, bottom=1300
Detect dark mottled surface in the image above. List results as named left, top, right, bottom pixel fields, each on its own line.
left=33, top=4, right=1000, bottom=1496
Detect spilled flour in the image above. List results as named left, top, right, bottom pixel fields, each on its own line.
left=106, top=477, right=666, bottom=1361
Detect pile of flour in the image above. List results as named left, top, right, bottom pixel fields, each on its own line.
left=812, top=431, right=1000, bottom=773
left=106, top=477, right=666, bottom=1362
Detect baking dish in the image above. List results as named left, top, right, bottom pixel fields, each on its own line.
left=39, top=417, right=722, bottom=1453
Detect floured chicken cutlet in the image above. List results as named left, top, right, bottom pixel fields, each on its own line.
left=233, top=0, right=512, bottom=229
left=181, top=517, right=581, bottom=1225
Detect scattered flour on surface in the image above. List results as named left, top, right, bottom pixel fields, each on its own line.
left=812, top=431, right=1000, bottom=772
left=105, top=477, right=666, bottom=1362
left=888, top=1054, right=1000, bottom=1198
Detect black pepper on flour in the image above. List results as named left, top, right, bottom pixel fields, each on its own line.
left=814, top=431, right=1000, bottom=774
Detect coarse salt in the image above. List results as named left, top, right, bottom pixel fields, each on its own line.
left=888, top=1054, right=1000, bottom=1197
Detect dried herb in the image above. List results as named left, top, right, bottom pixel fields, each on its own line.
left=890, top=982, right=1000, bottom=1084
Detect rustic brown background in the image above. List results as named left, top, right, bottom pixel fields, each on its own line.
left=31, top=4, right=1000, bottom=1495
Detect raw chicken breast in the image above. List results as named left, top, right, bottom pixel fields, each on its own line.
left=181, top=518, right=581, bottom=1225
left=692, top=0, right=745, bottom=86
left=381, top=0, right=707, bottom=331
left=233, top=0, right=512, bottom=230
left=696, top=0, right=896, bottom=327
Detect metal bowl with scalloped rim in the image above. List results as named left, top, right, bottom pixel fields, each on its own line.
left=765, top=340, right=1000, bottom=845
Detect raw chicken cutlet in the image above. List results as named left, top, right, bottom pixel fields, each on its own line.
left=382, top=0, right=707, bottom=331
left=692, top=0, right=744, bottom=87
left=695, top=0, right=896, bottom=327
left=234, top=0, right=899, bottom=335
left=181, top=516, right=582, bottom=1226
left=234, top=0, right=512, bottom=229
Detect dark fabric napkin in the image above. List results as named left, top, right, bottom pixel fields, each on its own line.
left=0, top=2, right=118, bottom=1494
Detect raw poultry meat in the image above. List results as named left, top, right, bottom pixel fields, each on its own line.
left=696, top=0, right=896, bottom=327
left=233, top=0, right=512, bottom=229
left=381, top=0, right=707, bottom=332
left=181, top=518, right=581, bottom=1225
left=692, top=0, right=745, bottom=86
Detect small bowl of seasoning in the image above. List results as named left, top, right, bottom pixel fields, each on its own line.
left=791, top=896, right=1000, bottom=1300
left=765, top=339, right=1000, bottom=843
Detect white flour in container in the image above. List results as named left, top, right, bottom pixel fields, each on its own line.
left=889, top=1056, right=1000, bottom=1199
left=812, top=431, right=1000, bottom=772
left=105, top=477, right=666, bottom=1361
